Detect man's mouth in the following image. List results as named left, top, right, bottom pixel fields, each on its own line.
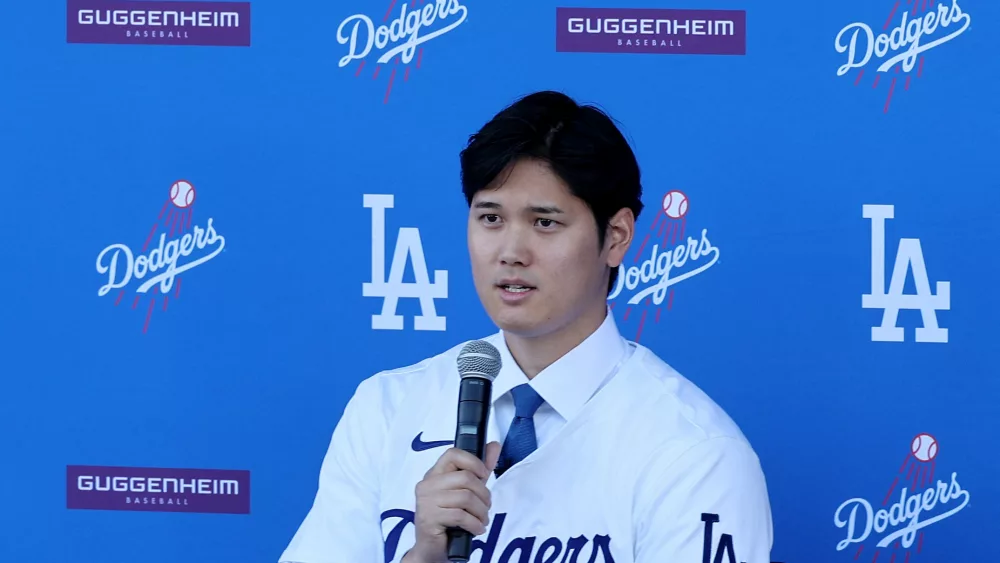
left=500, top=284, right=533, bottom=293
left=497, top=283, right=535, bottom=293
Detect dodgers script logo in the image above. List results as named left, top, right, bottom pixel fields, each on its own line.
left=862, top=204, right=949, bottom=343
left=363, top=194, right=447, bottom=331
left=337, top=0, right=469, bottom=103
left=380, top=511, right=616, bottom=563
left=834, top=0, right=972, bottom=112
left=95, top=180, right=225, bottom=333
left=607, top=190, right=720, bottom=342
left=834, top=434, right=971, bottom=560
left=380, top=510, right=756, bottom=563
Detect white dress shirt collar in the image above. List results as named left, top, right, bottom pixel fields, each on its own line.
left=491, top=308, right=628, bottom=423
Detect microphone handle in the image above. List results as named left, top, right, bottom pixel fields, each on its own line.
left=446, top=376, right=493, bottom=562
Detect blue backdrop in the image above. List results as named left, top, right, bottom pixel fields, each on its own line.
left=1, top=0, right=997, bottom=561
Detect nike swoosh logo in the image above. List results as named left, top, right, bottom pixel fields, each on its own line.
left=411, top=432, right=453, bottom=452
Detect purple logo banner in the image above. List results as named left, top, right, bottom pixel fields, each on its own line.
left=556, top=7, right=745, bottom=55
left=66, top=0, right=251, bottom=46
left=66, top=465, right=250, bottom=514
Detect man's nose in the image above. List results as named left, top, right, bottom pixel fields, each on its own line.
left=498, top=225, right=531, bottom=267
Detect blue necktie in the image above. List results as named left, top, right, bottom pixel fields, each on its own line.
left=496, top=384, right=545, bottom=476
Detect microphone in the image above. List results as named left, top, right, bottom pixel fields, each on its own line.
left=447, top=340, right=502, bottom=563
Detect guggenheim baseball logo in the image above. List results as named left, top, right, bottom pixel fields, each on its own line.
left=608, top=190, right=720, bottom=342
left=96, top=180, right=225, bottom=333
left=834, top=0, right=971, bottom=112
left=556, top=6, right=746, bottom=55
left=67, top=465, right=250, bottom=514
left=834, top=434, right=970, bottom=561
left=66, top=0, right=251, bottom=46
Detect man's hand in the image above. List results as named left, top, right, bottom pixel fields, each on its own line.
left=401, top=442, right=502, bottom=563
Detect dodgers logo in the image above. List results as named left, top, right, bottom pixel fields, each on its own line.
left=834, top=0, right=972, bottom=112
left=834, top=434, right=971, bottom=559
left=363, top=194, right=448, bottom=331
left=607, top=189, right=720, bottom=342
left=336, top=0, right=469, bottom=103
left=862, top=204, right=949, bottom=343
left=95, top=180, right=225, bottom=333
left=380, top=511, right=616, bottom=563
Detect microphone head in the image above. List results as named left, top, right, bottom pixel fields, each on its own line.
left=456, top=340, right=502, bottom=382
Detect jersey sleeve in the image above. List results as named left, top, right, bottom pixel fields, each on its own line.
left=632, top=436, right=773, bottom=563
left=278, top=375, right=388, bottom=563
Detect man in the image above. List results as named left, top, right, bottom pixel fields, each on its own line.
left=279, top=91, right=773, bottom=563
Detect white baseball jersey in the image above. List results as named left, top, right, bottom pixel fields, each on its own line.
left=279, top=312, right=773, bottom=563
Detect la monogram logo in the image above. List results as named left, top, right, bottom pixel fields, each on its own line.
left=862, top=204, right=950, bottom=343
left=363, top=194, right=448, bottom=331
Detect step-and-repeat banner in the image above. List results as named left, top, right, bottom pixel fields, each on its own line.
left=1, top=0, right=996, bottom=561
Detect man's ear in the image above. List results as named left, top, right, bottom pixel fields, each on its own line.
left=604, top=207, right=635, bottom=268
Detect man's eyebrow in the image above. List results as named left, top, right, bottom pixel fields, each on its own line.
left=528, top=205, right=564, bottom=214
left=472, top=201, right=565, bottom=214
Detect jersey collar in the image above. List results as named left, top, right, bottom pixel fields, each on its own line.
left=491, top=307, right=628, bottom=423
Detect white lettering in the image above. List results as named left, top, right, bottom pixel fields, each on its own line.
left=218, top=479, right=240, bottom=495
left=78, top=475, right=240, bottom=495
left=362, top=194, right=447, bottom=331
left=567, top=17, right=735, bottom=36
left=607, top=229, right=720, bottom=305
left=861, top=205, right=949, bottom=343
left=835, top=474, right=970, bottom=550
left=834, top=0, right=971, bottom=76
left=336, top=0, right=468, bottom=67
left=76, top=9, right=240, bottom=27
left=95, top=218, right=226, bottom=297
left=218, top=12, right=240, bottom=27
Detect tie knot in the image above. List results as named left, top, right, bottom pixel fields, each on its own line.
left=510, top=384, right=544, bottom=419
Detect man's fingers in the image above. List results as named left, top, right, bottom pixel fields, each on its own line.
left=484, top=441, right=501, bottom=477
left=435, top=489, right=490, bottom=525
left=418, top=469, right=492, bottom=507
left=435, top=507, right=488, bottom=536
left=425, top=447, right=491, bottom=480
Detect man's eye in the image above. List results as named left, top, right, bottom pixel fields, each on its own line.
left=537, top=219, right=556, bottom=228
left=481, top=214, right=501, bottom=223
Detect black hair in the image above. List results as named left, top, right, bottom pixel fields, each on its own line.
left=459, top=90, right=644, bottom=294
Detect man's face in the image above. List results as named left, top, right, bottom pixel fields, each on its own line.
left=467, top=158, right=613, bottom=338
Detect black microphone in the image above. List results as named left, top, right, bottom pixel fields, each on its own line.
left=446, top=340, right=502, bottom=563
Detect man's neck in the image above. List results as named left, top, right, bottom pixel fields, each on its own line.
left=503, top=302, right=609, bottom=379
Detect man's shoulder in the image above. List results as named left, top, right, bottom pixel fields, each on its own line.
left=619, top=344, right=752, bottom=449
left=358, top=332, right=504, bottom=407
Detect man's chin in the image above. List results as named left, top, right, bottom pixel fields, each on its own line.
left=490, top=309, right=550, bottom=338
